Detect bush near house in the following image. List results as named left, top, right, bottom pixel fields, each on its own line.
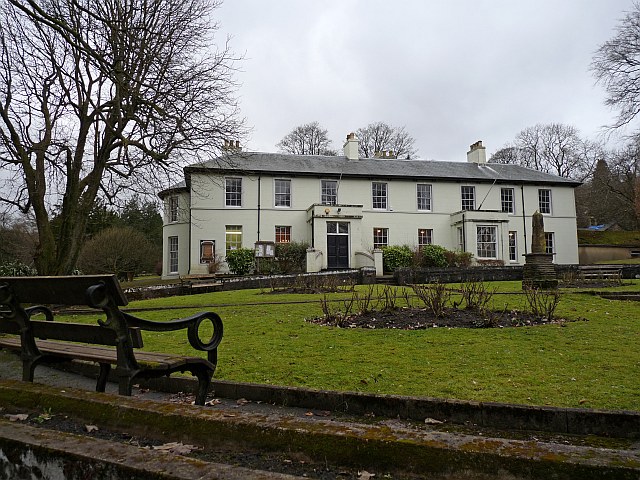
left=275, top=241, right=308, bottom=273
left=226, top=248, right=255, bottom=275
left=78, top=226, right=159, bottom=278
left=382, top=244, right=474, bottom=272
left=382, top=245, right=413, bottom=272
left=416, top=244, right=449, bottom=268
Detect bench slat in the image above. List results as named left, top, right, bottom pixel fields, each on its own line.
left=0, top=338, right=212, bottom=371
left=0, top=321, right=143, bottom=348
left=0, top=275, right=127, bottom=306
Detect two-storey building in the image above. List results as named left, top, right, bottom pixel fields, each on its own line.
left=159, top=135, right=580, bottom=277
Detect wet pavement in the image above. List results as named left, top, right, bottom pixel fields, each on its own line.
left=0, top=350, right=639, bottom=480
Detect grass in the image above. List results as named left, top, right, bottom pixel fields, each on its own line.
left=64, top=281, right=640, bottom=411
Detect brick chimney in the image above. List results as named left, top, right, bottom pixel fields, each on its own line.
left=467, top=141, right=486, bottom=164
left=343, top=132, right=359, bottom=160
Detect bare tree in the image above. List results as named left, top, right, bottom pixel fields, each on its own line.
left=356, top=122, right=417, bottom=159
left=489, top=123, right=600, bottom=181
left=0, top=0, right=244, bottom=275
left=276, top=121, right=336, bottom=155
left=592, top=3, right=640, bottom=131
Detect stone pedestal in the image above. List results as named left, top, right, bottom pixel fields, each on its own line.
left=522, top=253, right=558, bottom=289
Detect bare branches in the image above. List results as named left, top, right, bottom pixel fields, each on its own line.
left=0, top=0, right=244, bottom=273
left=592, top=3, right=640, bottom=132
left=356, top=121, right=417, bottom=159
left=277, top=121, right=336, bottom=155
left=489, top=123, right=600, bottom=181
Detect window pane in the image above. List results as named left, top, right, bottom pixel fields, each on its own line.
left=275, top=179, right=291, bottom=207
left=225, top=178, right=242, bottom=206
left=169, top=197, right=178, bottom=222
left=418, top=228, right=433, bottom=248
left=417, top=184, right=432, bottom=211
left=476, top=226, right=497, bottom=258
left=372, top=182, right=387, bottom=209
left=508, top=231, right=517, bottom=261
left=275, top=226, right=291, bottom=243
left=545, top=232, right=555, bottom=254
left=225, top=225, right=242, bottom=252
left=538, top=189, right=552, bottom=214
left=373, top=228, right=388, bottom=248
left=461, top=186, right=475, bottom=211
left=326, top=222, right=337, bottom=234
left=169, top=236, right=179, bottom=273
left=501, top=188, right=514, bottom=214
left=321, top=180, right=338, bottom=206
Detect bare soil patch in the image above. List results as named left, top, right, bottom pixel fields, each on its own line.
left=307, top=308, right=579, bottom=330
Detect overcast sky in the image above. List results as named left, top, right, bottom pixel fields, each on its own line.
left=214, top=0, right=634, bottom=161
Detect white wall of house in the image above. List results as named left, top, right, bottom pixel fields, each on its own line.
left=161, top=170, right=579, bottom=278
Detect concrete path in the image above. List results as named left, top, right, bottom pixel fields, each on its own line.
left=0, top=350, right=638, bottom=479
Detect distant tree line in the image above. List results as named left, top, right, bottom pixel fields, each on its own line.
left=0, top=196, right=163, bottom=277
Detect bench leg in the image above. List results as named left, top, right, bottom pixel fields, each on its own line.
left=193, top=369, right=213, bottom=406
left=21, top=359, right=37, bottom=382
left=119, top=377, right=133, bottom=397
left=96, top=364, right=111, bottom=392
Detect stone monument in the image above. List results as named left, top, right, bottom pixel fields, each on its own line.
left=522, top=211, right=558, bottom=289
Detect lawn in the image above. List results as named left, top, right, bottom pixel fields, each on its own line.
left=74, top=281, right=640, bottom=411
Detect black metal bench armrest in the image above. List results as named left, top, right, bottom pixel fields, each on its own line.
left=25, top=306, right=54, bottom=322
left=122, top=311, right=223, bottom=355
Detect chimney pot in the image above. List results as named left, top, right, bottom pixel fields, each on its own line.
left=343, top=132, right=359, bottom=160
left=467, top=140, right=487, bottom=163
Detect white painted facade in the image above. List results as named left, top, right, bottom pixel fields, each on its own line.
left=159, top=139, right=580, bottom=277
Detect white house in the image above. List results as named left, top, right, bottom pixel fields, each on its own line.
left=158, top=135, right=580, bottom=278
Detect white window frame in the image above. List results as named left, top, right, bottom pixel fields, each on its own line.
left=538, top=189, right=552, bottom=215
left=461, top=186, right=475, bottom=211
left=501, top=188, right=515, bottom=214
left=327, top=222, right=349, bottom=234
left=476, top=225, right=497, bottom=259
left=274, top=179, right=292, bottom=208
left=225, top=225, right=242, bottom=252
left=168, top=236, right=179, bottom=274
left=373, top=227, right=388, bottom=249
left=545, top=232, right=555, bottom=255
left=417, top=184, right=432, bottom=211
left=225, top=177, right=242, bottom=207
left=275, top=225, right=291, bottom=243
left=372, top=182, right=388, bottom=210
left=321, top=180, right=338, bottom=206
left=508, top=231, right=517, bottom=262
left=418, top=228, right=433, bottom=249
left=168, top=196, right=178, bottom=223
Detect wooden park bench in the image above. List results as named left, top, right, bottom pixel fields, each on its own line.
left=578, top=265, right=623, bottom=284
left=0, top=275, right=223, bottom=405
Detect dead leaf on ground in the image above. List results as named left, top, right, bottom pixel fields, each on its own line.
left=236, top=398, right=250, bottom=406
left=205, top=398, right=222, bottom=406
left=358, top=470, right=375, bottom=479
left=152, top=442, right=198, bottom=455
left=304, top=412, right=314, bottom=417
left=5, top=414, right=28, bottom=422
left=424, top=418, right=444, bottom=425
left=85, top=425, right=99, bottom=433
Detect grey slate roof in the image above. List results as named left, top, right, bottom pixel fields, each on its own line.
left=185, top=152, right=581, bottom=187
